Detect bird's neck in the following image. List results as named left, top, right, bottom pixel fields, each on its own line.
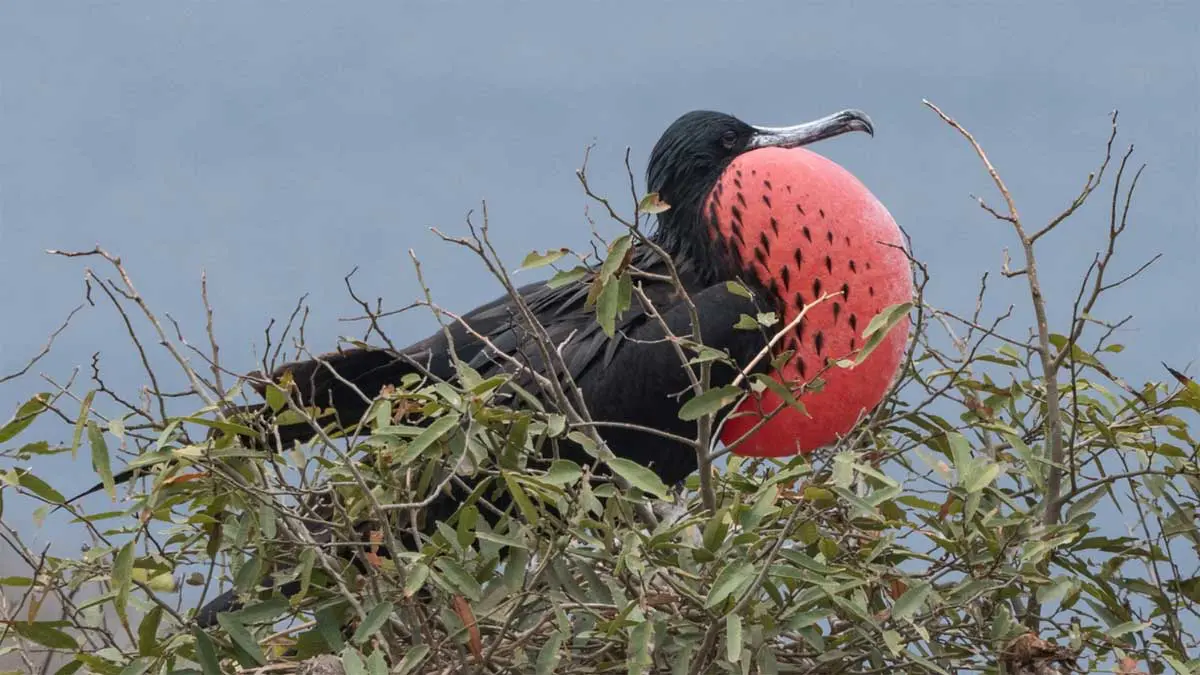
left=649, top=207, right=736, bottom=288
left=649, top=206, right=768, bottom=295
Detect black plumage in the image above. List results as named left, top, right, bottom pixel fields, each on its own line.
left=67, top=108, right=874, bottom=625
left=219, top=110, right=872, bottom=484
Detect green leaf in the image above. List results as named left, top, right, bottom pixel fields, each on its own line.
left=989, top=604, right=1015, bottom=642
left=340, top=647, right=367, bottom=675
left=296, top=548, right=316, bottom=601
left=1004, top=432, right=1042, bottom=488
left=786, top=609, right=831, bottom=630
left=750, top=374, right=808, bottom=416
left=1036, top=577, right=1073, bottom=606
left=608, top=457, right=671, bottom=500
left=678, top=385, right=743, bottom=421
left=535, top=631, right=565, bottom=675
left=53, top=660, right=84, bottom=675
left=596, top=271, right=623, bottom=337
left=10, top=621, right=77, bottom=650
left=1066, top=488, right=1107, bottom=523
left=725, top=281, right=753, bottom=300
left=687, top=345, right=732, bottom=365
left=855, top=302, right=913, bottom=365
left=351, top=601, right=394, bottom=644
left=702, top=506, right=731, bottom=551
left=521, top=248, right=570, bottom=270
left=315, top=606, right=345, bottom=651
left=705, top=560, right=754, bottom=608
left=393, top=645, right=431, bottom=675
left=962, top=462, right=1001, bottom=493
left=217, top=613, right=266, bottom=665
left=469, top=375, right=509, bottom=396
left=117, top=657, right=154, bottom=675
left=819, top=537, right=840, bottom=560
left=599, top=234, right=633, bottom=282
left=503, top=474, right=541, bottom=526
left=435, top=559, right=482, bottom=602
left=627, top=619, right=654, bottom=675
left=476, top=529, right=529, bottom=550
left=233, top=555, right=262, bottom=596
left=757, top=647, right=779, bottom=675
left=87, top=421, right=116, bottom=501
left=1104, top=620, right=1150, bottom=639
left=154, top=418, right=181, bottom=452
left=72, top=654, right=121, bottom=675
left=638, top=192, right=672, bottom=214
left=741, top=484, right=779, bottom=529
left=725, top=614, right=743, bottom=663
left=881, top=629, right=903, bottom=656
left=182, top=416, right=257, bottom=438
left=404, top=563, right=431, bottom=597
left=541, top=459, right=583, bottom=486
left=617, top=270, right=633, bottom=311
left=504, top=547, right=529, bottom=592
left=831, top=486, right=883, bottom=521
left=191, top=627, right=223, bottom=675
left=366, top=649, right=388, bottom=675
left=891, top=582, right=931, bottom=621
left=137, top=605, right=163, bottom=656
left=946, top=432, right=973, bottom=469
left=734, top=314, right=759, bottom=330
left=547, top=265, right=590, bottom=289
left=14, top=470, right=64, bottom=504
left=108, top=417, right=125, bottom=440
left=264, top=383, right=287, bottom=413
left=112, top=541, right=134, bottom=623
left=235, top=597, right=290, bottom=624
left=398, top=414, right=460, bottom=464
left=756, top=311, right=778, bottom=327
left=0, top=393, right=50, bottom=443
left=70, top=390, right=96, bottom=460
left=1161, top=655, right=1193, bottom=675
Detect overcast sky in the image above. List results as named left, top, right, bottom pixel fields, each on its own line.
left=1, top=2, right=1197, bottom=545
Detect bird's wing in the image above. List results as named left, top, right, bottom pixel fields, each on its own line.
left=61, top=246, right=697, bottom=505
left=460, top=245, right=687, bottom=390
left=267, top=244, right=695, bottom=413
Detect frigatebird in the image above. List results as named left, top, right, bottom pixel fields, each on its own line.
left=72, top=107, right=879, bottom=497
left=69, top=108, right=905, bottom=625
left=238, top=108, right=878, bottom=484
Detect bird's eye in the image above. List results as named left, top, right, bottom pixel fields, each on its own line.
left=721, top=130, right=738, bottom=150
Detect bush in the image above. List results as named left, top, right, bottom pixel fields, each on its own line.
left=0, top=105, right=1196, bottom=675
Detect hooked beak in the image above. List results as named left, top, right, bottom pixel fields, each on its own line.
left=747, top=109, right=874, bottom=150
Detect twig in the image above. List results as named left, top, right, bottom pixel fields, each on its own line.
left=0, top=304, right=84, bottom=385
left=922, top=101, right=1067, bottom=530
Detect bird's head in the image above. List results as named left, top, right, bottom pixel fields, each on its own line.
left=645, top=109, right=874, bottom=282
left=645, top=108, right=913, bottom=460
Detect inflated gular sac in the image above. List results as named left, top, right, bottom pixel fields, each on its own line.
left=704, top=146, right=913, bottom=457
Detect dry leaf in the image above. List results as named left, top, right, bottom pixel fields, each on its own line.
left=452, top=594, right=482, bottom=662
left=365, top=530, right=384, bottom=569
left=1001, top=633, right=1078, bottom=675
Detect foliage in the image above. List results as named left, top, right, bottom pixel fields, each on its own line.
left=0, top=106, right=1196, bottom=675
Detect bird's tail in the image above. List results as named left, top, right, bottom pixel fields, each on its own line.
left=60, top=346, right=424, bottom=508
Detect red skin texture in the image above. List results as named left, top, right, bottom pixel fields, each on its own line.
left=705, top=147, right=913, bottom=458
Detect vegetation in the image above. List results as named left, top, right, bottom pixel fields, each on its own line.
left=0, top=106, right=1195, bottom=674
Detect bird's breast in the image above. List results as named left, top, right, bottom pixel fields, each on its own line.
left=703, top=146, right=914, bottom=457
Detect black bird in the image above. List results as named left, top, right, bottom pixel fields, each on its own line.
left=69, top=108, right=875, bottom=624
left=228, top=108, right=874, bottom=484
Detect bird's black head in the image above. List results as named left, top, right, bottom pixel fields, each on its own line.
left=645, top=109, right=874, bottom=282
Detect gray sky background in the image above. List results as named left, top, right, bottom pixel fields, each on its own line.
left=1, top=2, right=1197, bottom=549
